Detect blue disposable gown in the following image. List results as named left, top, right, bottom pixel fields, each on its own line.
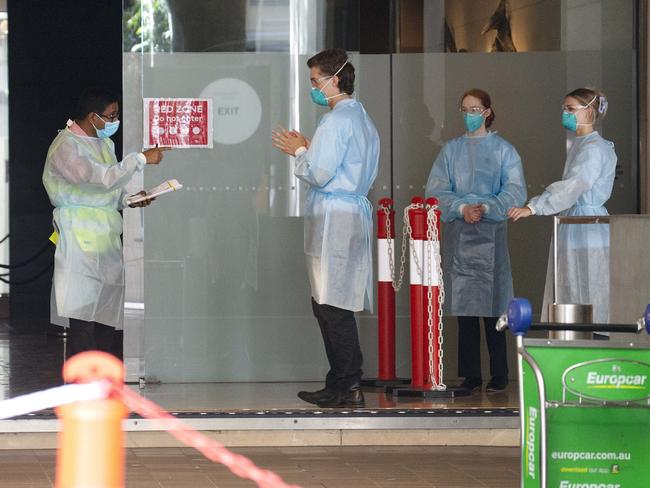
left=43, top=122, right=146, bottom=329
left=425, top=132, right=527, bottom=317
left=527, top=131, right=617, bottom=323
left=295, top=98, right=380, bottom=312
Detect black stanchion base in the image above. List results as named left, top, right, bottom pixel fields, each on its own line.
left=361, top=377, right=411, bottom=388
left=392, top=385, right=472, bottom=399
left=383, top=383, right=410, bottom=395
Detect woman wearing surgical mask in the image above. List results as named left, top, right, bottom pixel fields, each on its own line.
left=426, top=89, right=527, bottom=393
left=43, top=87, right=170, bottom=358
left=508, top=88, right=616, bottom=325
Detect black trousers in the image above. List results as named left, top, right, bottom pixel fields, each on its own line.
left=457, top=316, right=508, bottom=380
left=67, top=318, right=116, bottom=359
left=311, top=298, right=363, bottom=392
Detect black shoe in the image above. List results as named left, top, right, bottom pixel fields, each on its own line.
left=316, top=385, right=365, bottom=408
left=297, top=388, right=332, bottom=405
left=459, top=377, right=482, bottom=391
left=486, top=376, right=508, bottom=392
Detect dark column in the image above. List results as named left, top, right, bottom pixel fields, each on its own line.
left=360, top=0, right=394, bottom=54
left=8, top=0, right=122, bottom=332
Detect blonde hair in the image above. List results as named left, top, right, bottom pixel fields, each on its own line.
left=565, top=87, right=608, bottom=125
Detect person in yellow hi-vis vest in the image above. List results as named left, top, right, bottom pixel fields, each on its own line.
left=42, top=87, right=170, bottom=357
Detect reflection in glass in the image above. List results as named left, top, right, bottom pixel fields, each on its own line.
left=124, top=0, right=173, bottom=53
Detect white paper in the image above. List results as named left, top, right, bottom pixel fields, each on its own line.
left=127, top=179, right=183, bottom=205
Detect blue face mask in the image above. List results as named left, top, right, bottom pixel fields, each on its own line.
left=562, top=95, right=598, bottom=132
left=92, top=114, right=120, bottom=138
left=310, top=88, right=329, bottom=107
left=562, top=111, right=577, bottom=132
left=463, top=112, right=485, bottom=133
left=310, top=59, right=349, bottom=107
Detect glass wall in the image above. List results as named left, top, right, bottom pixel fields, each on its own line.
left=123, top=0, right=638, bottom=383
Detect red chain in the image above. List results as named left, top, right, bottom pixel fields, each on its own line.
left=116, top=386, right=301, bottom=488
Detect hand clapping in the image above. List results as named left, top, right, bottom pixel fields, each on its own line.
left=271, top=126, right=310, bottom=156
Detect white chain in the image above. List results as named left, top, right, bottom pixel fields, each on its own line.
left=382, top=200, right=445, bottom=390
left=426, top=204, right=446, bottom=390
left=385, top=203, right=424, bottom=292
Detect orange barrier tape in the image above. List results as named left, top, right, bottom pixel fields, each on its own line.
left=116, top=385, right=302, bottom=488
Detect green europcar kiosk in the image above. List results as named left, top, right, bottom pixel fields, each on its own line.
left=498, top=298, right=650, bottom=488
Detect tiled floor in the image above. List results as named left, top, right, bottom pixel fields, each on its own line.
left=0, top=446, right=520, bottom=487
left=0, top=301, right=521, bottom=485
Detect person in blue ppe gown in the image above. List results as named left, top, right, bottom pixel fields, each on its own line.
left=43, top=87, right=170, bottom=358
left=272, top=49, right=379, bottom=408
left=509, top=88, right=616, bottom=326
left=426, top=89, right=526, bottom=393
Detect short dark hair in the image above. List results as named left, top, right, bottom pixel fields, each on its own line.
left=74, top=87, right=119, bottom=120
left=307, top=48, right=355, bottom=95
left=461, top=88, right=495, bottom=128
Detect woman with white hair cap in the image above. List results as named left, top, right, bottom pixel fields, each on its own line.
left=509, top=87, right=617, bottom=326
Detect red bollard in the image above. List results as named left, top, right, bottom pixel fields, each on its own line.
left=408, top=197, right=427, bottom=389
left=362, top=198, right=410, bottom=388
left=393, top=197, right=471, bottom=399
left=377, top=198, right=397, bottom=381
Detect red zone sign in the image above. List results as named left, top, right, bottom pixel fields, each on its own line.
left=143, top=98, right=213, bottom=148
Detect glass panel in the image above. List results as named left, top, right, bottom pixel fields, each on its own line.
left=132, top=51, right=394, bottom=381
left=123, top=1, right=387, bottom=382
left=392, top=0, right=637, bottom=376
left=395, top=0, right=637, bottom=54
left=443, top=0, right=561, bottom=52
left=123, top=0, right=638, bottom=382
left=142, top=53, right=317, bottom=381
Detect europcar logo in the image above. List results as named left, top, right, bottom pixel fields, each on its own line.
left=526, top=407, right=537, bottom=479
left=562, top=359, right=650, bottom=403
